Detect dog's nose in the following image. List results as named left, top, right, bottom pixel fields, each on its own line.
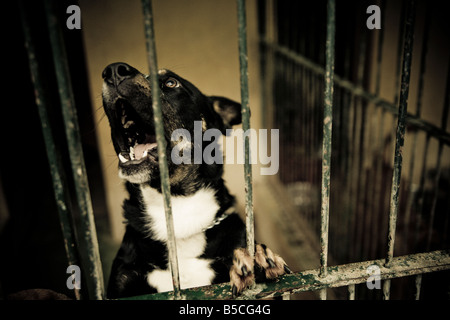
left=102, top=62, right=138, bottom=86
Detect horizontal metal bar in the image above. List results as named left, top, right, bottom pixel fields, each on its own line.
left=261, top=39, right=450, bottom=146
left=118, top=250, right=450, bottom=300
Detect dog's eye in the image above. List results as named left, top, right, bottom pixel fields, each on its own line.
left=164, top=78, right=179, bottom=88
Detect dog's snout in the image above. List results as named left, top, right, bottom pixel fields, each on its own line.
left=102, top=62, right=138, bottom=86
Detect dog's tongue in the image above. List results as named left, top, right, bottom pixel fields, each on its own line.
left=134, top=143, right=157, bottom=160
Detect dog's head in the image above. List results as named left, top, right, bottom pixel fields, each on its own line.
left=102, top=62, right=241, bottom=190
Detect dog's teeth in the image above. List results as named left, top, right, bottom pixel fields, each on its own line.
left=142, top=150, right=148, bottom=158
left=119, top=153, right=128, bottom=163
left=130, top=146, right=135, bottom=160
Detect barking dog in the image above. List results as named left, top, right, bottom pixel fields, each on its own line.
left=102, top=62, right=291, bottom=299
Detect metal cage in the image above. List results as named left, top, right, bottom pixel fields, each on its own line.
left=16, top=0, right=450, bottom=300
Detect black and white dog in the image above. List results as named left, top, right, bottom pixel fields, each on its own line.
left=101, top=62, right=291, bottom=299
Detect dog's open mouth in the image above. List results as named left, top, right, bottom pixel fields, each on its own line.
left=115, top=100, right=158, bottom=165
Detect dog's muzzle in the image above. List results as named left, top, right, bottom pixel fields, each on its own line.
left=102, top=63, right=159, bottom=181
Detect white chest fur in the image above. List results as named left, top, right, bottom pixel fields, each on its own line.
left=140, top=186, right=219, bottom=292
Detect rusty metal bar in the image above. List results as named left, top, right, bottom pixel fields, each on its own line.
left=348, top=284, right=355, bottom=300
left=320, top=0, right=335, bottom=277
left=318, top=0, right=336, bottom=300
left=119, top=250, right=450, bottom=300
left=141, top=0, right=182, bottom=300
left=403, top=3, right=431, bottom=254
left=385, top=0, right=416, bottom=266
left=414, top=274, right=422, bottom=300
left=44, top=0, right=105, bottom=300
left=384, top=0, right=416, bottom=300
left=393, top=0, right=407, bottom=106
left=237, top=0, right=255, bottom=259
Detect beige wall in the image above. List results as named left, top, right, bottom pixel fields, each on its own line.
left=80, top=0, right=262, bottom=241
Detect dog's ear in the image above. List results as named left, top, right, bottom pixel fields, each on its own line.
left=210, top=96, right=242, bottom=128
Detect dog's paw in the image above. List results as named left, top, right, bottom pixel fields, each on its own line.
left=229, top=248, right=255, bottom=297
left=229, top=245, right=292, bottom=297
left=255, top=244, right=292, bottom=279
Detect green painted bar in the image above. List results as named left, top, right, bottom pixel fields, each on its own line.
left=320, top=0, right=335, bottom=280
left=43, top=0, right=104, bottom=300
left=119, top=250, right=450, bottom=300
left=19, top=0, right=81, bottom=300
left=141, top=0, right=182, bottom=299
left=237, top=0, right=254, bottom=258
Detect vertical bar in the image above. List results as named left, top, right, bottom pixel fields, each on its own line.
left=414, top=134, right=430, bottom=248
left=369, top=0, right=386, bottom=260
left=384, top=0, right=416, bottom=300
left=237, top=0, right=254, bottom=258
left=348, top=284, right=355, bottom=300
left=44, top=0, right=104, bottom=300
left=414, top=274, right=422, bottom=300
left=320, top=0, right=335, bottom=280
left=393, top=0, right=407, bottom=106
left=354, top=27, right=368, bottom=260
left=403, top=4, right=431, bottom=253
left=258, top=0, right=267, bottom=128
left=370, top=108, right=385, bottom=258
left=141, top=0, right=181, bottom=300
left=382, top=280, right=391, bottom=300
left=374, top=0, right=386, bottom=96
left=386, top=0, right=416, bottom=265
left=19, top=0, right=81, bottom=300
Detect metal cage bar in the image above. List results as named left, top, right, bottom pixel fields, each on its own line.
left=319, top=0, right=336, bottom=300
left=141, top=0, right=182, bottom=300
left=237, top=0, right=255, bottom=259
left=384, top=0, right=416, bottom=300
left=43, top=0, right=105, bottom=300
left=403, top=2, right=431, bottom=255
